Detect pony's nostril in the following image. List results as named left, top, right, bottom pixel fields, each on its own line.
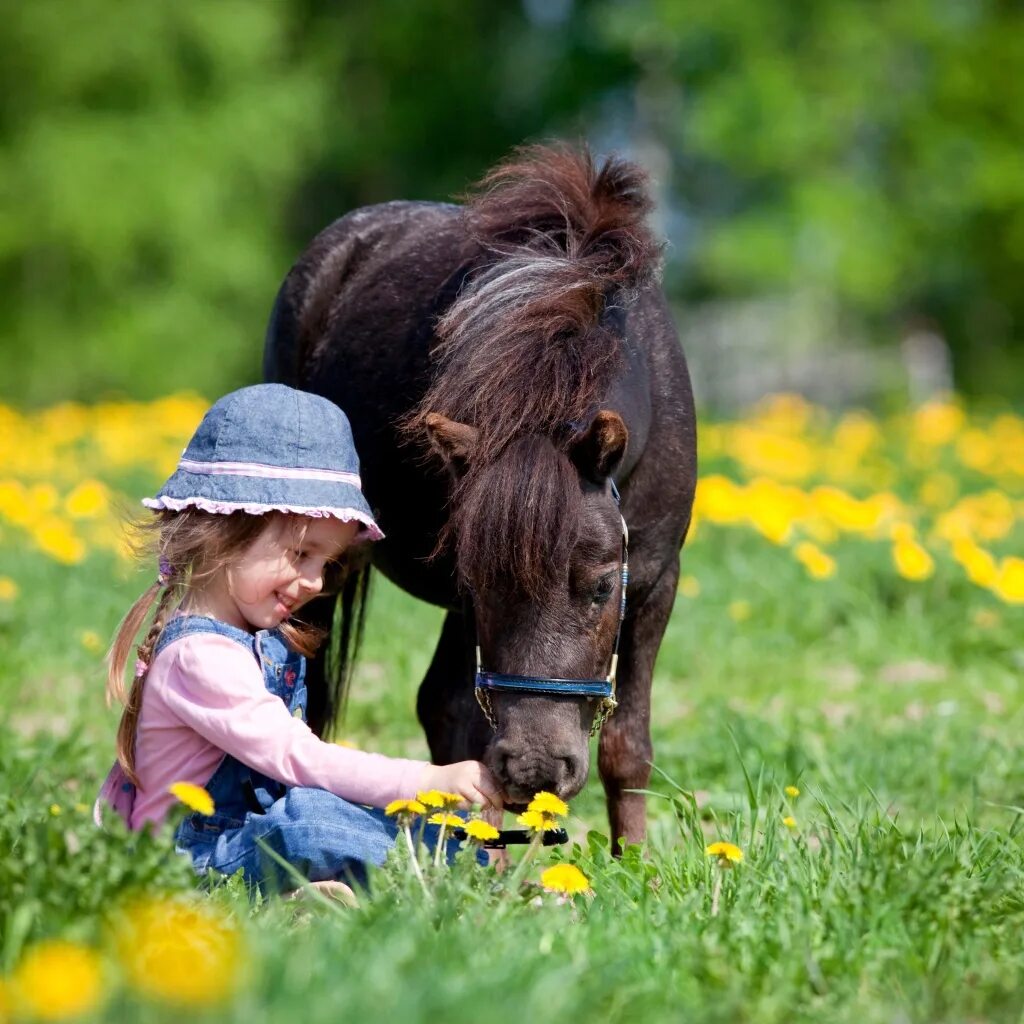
left=557, top=755, right=579, bottom=792
left=490, top=741, right=515, bottom=783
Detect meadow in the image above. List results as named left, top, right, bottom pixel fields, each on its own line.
left=1, top=392, right=1023, bottom=1023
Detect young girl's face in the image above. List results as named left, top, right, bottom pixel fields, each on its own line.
left=219, top=515, right=359, bottom=631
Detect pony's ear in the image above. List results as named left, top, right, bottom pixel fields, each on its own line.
left=570, top=410, right=628, bottom=483
left=424, top=413, right=479, bottom=475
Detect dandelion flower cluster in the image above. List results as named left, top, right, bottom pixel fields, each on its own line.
left=518, top=791, right=570, bottom=834
left=691, top=394, right=1024, bottom=605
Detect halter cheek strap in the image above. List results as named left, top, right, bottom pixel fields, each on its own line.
left=473, top=481, right=629, bottom=736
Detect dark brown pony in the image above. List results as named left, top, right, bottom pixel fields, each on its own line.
left=264, top=143, right=696, bottom=845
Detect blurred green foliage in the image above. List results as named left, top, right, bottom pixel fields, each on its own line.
left=1, top=0, right=1021, bottom=404
left=596, top=0, right=1024, bottom=394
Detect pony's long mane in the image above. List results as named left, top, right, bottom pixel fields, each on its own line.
left=407, top=143, right=662, bottom=595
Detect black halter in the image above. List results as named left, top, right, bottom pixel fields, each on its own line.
left=473, top=480, right=629, bottom=735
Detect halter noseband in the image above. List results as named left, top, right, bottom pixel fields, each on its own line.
left=474, top=480, right=629, bottom=737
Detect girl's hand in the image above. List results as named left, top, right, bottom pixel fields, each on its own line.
left=417, top=760, right=503, bottom=811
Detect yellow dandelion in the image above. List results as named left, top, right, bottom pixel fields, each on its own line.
left=10, top=940, right=105, bottom=1021
left=992, top=557, right=1024, bottom=605
left=784, top=785, right=800, bottom=798
left=113, top=896, right=244, bottom=1006
left=892, top=539, right=934, bottom=581
left=31, top=518, right=86, bottom=565
left=782, top=816, right=797, bottom=829
left=427, top=812, right=463, bottom=829
left=694, top=474, right=747, bottom=524
left=889, top=521, right=917, bottom=543
left=527, top=791, right=569, bottom=817
left=517, top=809, right=561, bottom=833
left=678, top=575, right=701, bottom=598
left=64, top=479, right=110, bottom=520
left=540, top=863, right=591, bottom=895
left=416, top=789, right=462, bottom=809
left=385, top=798, right=426, bottom=818
left=168, top=781, right=215, bottom=817
left=462, top=819, right=500, bottom=842
left=49, top=803, right=61, bottom=816
left=952, top=538, right=998, bottom=588
left=79, top=630, right=103, bottom=654
left=793, top=541, right=836, bottom=580
left=813, top=486, right=885, bottom=533
left=912, top=399, right=964, bottom=447
left=705, top=841, right=744, bottom=865
left=0, top=576, right=18, bottom=602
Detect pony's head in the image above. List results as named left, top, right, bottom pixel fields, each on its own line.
left=426, top=411, right=628, bottom=802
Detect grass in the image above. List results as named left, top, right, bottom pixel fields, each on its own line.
left=1, top=396, right=1023, bottom=1021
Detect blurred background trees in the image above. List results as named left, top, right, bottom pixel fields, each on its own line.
left=1, top=0, right=1021, bottom=407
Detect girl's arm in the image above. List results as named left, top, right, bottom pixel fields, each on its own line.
left=159, top=634, right=428, bottom=808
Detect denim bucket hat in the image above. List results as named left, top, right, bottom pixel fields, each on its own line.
left=143, top=384, right=383, bottom=541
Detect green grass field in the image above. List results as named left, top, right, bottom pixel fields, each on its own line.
left=1, top=395, right=1023, bottom=1022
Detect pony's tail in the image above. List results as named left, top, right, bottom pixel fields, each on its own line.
left=409, top=143, right=662, bottom=461
left=106, top=580, right=180, bottom=789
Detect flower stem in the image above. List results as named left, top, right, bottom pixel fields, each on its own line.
left=710, top=871, right=722, bottom=917
left=434, top=821, right=448, bottom=869
left=506, top=831, right=544, bottom=893
left=403, top=825, right=430, bottom=900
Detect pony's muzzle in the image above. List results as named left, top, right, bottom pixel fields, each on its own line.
left=488, top=738, right=588, bottom=802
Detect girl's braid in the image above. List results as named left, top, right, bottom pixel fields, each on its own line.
left=134, top=577, right=178, bottom=678
left=114, top=561, right=179, bottom=787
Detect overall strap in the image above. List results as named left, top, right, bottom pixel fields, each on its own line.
left=154, top=615, right=258, bottom=659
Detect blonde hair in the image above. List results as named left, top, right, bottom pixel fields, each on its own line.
left=106, top=509, right=326, bottom=787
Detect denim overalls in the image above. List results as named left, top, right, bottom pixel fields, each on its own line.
left=156, top=616, right=468, bottom=894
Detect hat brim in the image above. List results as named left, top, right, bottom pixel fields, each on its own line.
left=143, top=470, right=383, bottom=542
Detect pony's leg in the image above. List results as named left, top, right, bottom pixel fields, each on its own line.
left=416, top=611, right=491, bottom=766
left=598, top=561, right=680, bottom=849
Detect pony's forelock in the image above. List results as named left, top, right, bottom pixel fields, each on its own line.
left=447, top=436, right=582, bottom=600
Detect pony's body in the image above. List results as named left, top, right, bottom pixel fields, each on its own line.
left=265, top=150, right=696, bottom=844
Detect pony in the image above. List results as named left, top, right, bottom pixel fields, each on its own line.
left=264, top=143, right=696, bottom=845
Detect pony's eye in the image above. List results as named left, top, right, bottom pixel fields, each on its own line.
left=592, top=572, right=616, bottom=604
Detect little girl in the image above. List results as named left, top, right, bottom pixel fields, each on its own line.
left=96, top=383, right=499, bottom=894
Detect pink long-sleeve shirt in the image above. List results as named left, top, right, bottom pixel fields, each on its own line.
left=127, top=632, right=428, bottom=830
